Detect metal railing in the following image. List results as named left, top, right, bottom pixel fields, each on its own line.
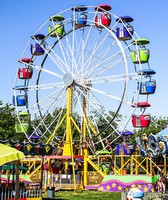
left=43, top=171, right=102, bottom=190
left=0, top=183, right=42, bottom=200
left=43, top=172, right=82, bottom=189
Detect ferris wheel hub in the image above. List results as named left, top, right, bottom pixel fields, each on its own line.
left=84, top=78, right=92, bottom=88
left=63, top=73, right=74, bottom=86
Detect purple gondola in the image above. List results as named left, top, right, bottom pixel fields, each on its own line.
left=30, top=34, right=45, bottom=56
left=116, top=16, right=134, bottom=41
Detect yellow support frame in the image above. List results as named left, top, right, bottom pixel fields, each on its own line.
left=82, top=94, right=88, bottom=186
left=114, top=155, right=167, bottom=176
left=36, top=84, right=115, bottom=189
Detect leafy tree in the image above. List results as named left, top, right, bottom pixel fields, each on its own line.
left=87, top=110, right=122, bottom=152
left=1, top=98, right=168, bottom=153
left=32, top=107, right=81, bottom=144
left=0, top=101, right=17, bottom=140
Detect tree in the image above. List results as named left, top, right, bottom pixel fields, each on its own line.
left=0, top=101, right=17, bottom=140
left=1, top=98, right=168, bottom=151
left=32, top=107, right=81, bottom=144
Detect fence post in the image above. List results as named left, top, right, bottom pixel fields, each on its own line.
left=15, top=162, right=19, bottom=200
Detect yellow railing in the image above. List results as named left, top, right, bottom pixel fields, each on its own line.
left=114, top=155, right=166, bottom=176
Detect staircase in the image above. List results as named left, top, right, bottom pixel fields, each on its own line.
left=86, top=157, right=106, bottom=177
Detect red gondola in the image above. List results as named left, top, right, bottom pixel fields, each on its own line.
left=131, top=102, right=151, bottom=108
left=132, top=114, right=150, bottom=128
left=94, top=4, right=111, bottom=28
left=18, top=67, right=33, bottom=79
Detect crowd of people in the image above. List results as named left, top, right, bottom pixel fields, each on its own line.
left=43, top=159, right=84, bottom=175
left=156, top=172, right=168, bottom=193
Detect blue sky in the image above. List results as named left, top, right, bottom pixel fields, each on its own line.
left=0, top=0, right=168, bottom=118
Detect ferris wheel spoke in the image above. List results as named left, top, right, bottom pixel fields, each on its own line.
left=72, top=18, right=76, bottom=75
left=23, top=81, right=64, bottom=91
left=75, top=24, right=94, bottom=76
left=26, top=86, right=66, bottom=116
left=74, top=29, right=87, bottom=76
left=93, top=86, right=133, bottom=106
left=77, top=86, right=122, bottom=132
left=27, top=92, right=63, bottom=116
left=43, top=42, right=69, bottom=73
left=86, top=55, right=123, bottom=79
left=42, top=107, right=66, bottom=140
left=87, top=40, right=134, bottom=78
left=33, top=115, right=61, bottom=141
left=92, top=39, right=116, bottom=63
left=90, top=86, right=125, bottom=103
left=32, top=64, right=63, bottom=78
left=82, top=30, right=112, bottom=76
left=91, top=72, right=138, bottom=84
left=37, top=89, right=66, bottom=111
left=63, top=30, right=81, bottom=74
left=87, top=50, right=128, bottom=79
left=53, top=35, right=74, bottom=73
left=84, top=29, right=106, bottom=69
left=90, top=56, right=127, bottom=80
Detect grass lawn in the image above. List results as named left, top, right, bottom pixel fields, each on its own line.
left=43, top=190, right=121, bottom=200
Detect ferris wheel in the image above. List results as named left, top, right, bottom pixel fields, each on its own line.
left=13, top=4, right=156, bottom=155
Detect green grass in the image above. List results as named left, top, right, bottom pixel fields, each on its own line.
left=43, top=190, right=121, bottom=200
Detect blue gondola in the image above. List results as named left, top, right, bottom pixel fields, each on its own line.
left=138, top=69, right=156, bottom=76
left=13, top=95, right=27, bottom=106
left=138, top=80, right=156, bottom=94
left=71, top=6, right=88, bottom=28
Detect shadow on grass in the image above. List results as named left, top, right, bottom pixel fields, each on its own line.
left=43, top=190, right=121, bottom=200
left=43, top=197, right=67, bottom=200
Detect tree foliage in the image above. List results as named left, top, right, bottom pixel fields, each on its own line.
left=0, top=101, right=16, bottom=140
left=134, top=115, right=168, bottom=137
left=32, top=108, right=81, bottom=143
left=0, top=100, right=168, bottom=148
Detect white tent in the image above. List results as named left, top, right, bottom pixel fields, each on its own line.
left=155, top=127, right=168, bottom=140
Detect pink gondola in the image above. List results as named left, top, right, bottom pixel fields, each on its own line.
left=18, top=68, right=33, bottom=79
left=94, top=4, right=111, bottom=28
left=132, top=114, right=150, bottom=128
